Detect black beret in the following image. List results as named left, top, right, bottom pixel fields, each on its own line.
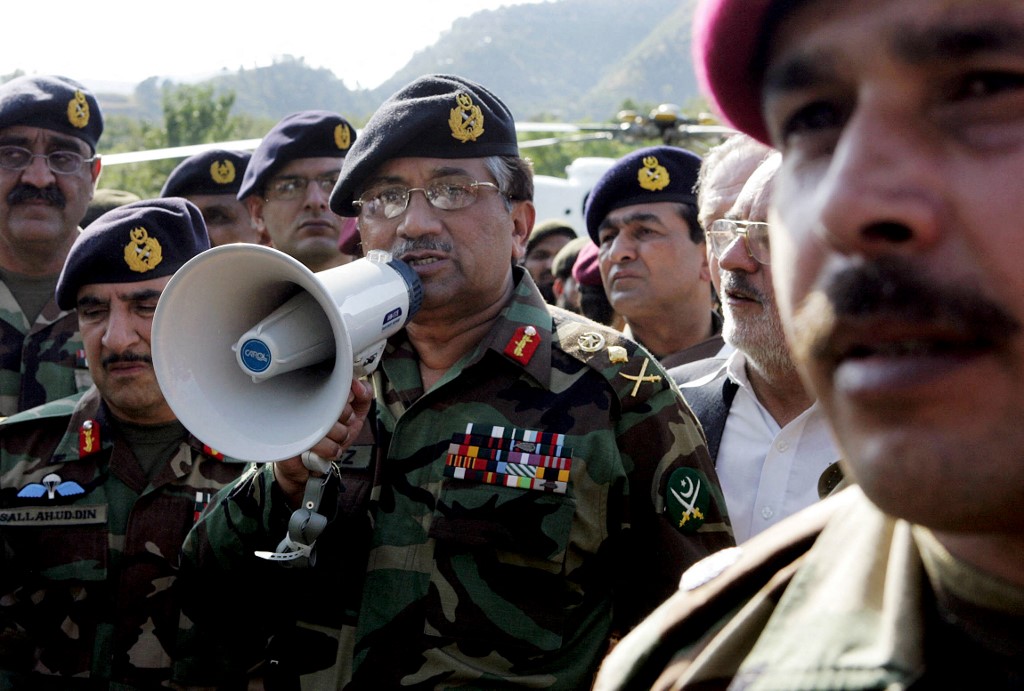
left=161, top=149, right=251, bottom=198
left=330, top=74, right=520, bottom=216
left=237, top=111, right=356, bottom=200
left=56, top=198, right=211, bottom=310
left=0, top=75, right=103, bottom=153
left=584, top=146, right=702, bottom=243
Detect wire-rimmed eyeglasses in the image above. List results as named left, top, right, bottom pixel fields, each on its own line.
left=0, top=145, right=96, bottom=175
left=706, top=219, right=771, bottom=265
left=354, top=177, right=507, bottom=221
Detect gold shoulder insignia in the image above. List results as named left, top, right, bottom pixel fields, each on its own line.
left=335, top=123, right=352, bottom=150
left=124, top=227, right=164, bottom=273
left=209, top=159, right=236, bottom=185
left=637, top=155, right=670, bottom=192
left=449, top=92, right=485, bottom=143
left=67, top=90, right=90, bottom=129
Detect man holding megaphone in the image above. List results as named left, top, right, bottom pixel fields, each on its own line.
left=172, top=74, right=735, bottom=690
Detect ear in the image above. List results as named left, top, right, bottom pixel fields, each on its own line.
left=698, top=239, right=712, bottom=283
left=510, top=200, right=535, bottom=261
left=245, top=196, right=267, bottom=232
left=89, top=157, right=102, bottom=185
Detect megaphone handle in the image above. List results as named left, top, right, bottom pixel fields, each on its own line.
left=254, top=468, right=335, bottom=567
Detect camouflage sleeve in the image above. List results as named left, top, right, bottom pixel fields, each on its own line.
left=174, top=464, right=289, bottom=686
left=174, top=460, right=373, bottom=688
left=565, top=326, right=734, bottom=635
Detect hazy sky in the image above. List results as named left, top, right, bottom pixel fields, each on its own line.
left=5, top=0, right=548, bottom=91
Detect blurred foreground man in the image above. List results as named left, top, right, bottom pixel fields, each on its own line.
left=0, top=199, right=244, bottom=688
left=0, top=75, right=103, bottom=415
left=596, top=0, right=1024, bottom=688
left=174, top=74, right=732, bottom=690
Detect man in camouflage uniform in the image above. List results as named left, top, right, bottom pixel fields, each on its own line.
left=594, top=0, right=1024, bottom=688
left=173, top=74, right=733, bottom=690
left=0, top=75, right=104, bottom=416
left=0, top=199, right=245, bottom=688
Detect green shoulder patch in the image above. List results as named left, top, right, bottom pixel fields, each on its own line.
left=666, top=467, right=710, bottom=532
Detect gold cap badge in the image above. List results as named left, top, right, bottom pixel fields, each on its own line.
left=637, top=155, right=670, bottom=192
left=67, top=90, right=90, bottom=130
left=124, top=227, right=164, bottom=273
left=449, top=92, right=485, bottom=143
left=334, top=123, right=351, bottom=150
left=209, top=159, right=236, bottom=185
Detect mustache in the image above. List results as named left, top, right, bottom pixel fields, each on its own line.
left=101, top=352, right=153, bottom=368
left=8, top=184, right=66, bottom=208
left=390, top=238, right=453, bottom=256
left=721, top=271, right=767, bottom=304
left=792, top=256, right=1020, bottom=360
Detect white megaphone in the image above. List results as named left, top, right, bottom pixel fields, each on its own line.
left=151, top=244, right=422, bottom=462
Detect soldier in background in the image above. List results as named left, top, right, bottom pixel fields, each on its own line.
left=523, top=218, right=578, bottom=303
left=0, top=199, right=245, bottom=687
left=586, top=146, right=723, bottom=368
left=161, top=148, right=267, bottom=247
left=237, top=110, right=357, bottom=272
left=0, top=75, right=103, bottom=415
left=174, top=73, right=732, bottom=690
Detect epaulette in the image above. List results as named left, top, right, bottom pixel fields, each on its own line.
left=552, top=311, right=670, bottom=403
left=553, top=311, right=645, bottom=373
left=0, top=391, right=87, bottom=427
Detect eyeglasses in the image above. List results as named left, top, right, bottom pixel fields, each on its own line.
left=0, top=145, right=96, bottom=175
left=354, top=177, right=506, bottom=221
left=706, top=219, right=771, bottom=265
left=265, top=173, right=339, bottom=201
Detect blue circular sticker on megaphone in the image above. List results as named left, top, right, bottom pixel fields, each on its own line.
left=240, top=338, right=272, bottom=373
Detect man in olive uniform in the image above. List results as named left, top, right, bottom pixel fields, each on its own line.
left=0, top=75, right=103, bottom=416
left=0, top=198, right=245, bottom=688
left=174, top=73, right=733, bottom=690
left=587, top=146, right=724, bottom=368
left=595, top=0, right=1024, bottom=688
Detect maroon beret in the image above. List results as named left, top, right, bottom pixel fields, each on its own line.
left=692, top=0, right=781, bottom=145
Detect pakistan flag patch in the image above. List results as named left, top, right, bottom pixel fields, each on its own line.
left=666, top=467, right=710, bottom=532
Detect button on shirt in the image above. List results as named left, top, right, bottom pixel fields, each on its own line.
left=715, top=350, right=840, bottom=543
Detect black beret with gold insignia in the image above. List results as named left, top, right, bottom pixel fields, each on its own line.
left=237, top=110, right=356, bottom=200
left=584, top=145, right=702, bottom=243
left=161, top=149, right=251, bottom=198
left=56, top=198, right=210, bottom=310
left=330, top=74, right=520, bottom=216
left=0, top=74, right=104, bottom=153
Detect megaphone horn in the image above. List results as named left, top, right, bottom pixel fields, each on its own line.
left=152, top=245, right=422, bottom=462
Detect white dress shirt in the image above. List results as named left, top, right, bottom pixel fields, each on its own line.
left=716, top=350, right=841, bottom=543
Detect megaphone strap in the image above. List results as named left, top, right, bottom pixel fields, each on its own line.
left=254, top=467, right=336, bottom=567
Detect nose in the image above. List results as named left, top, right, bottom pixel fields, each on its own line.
left=20, top=153, right=58, bottom=188
left=813, top=100, right=944, bottom=258
left=101, top=310, right=141, bottom=352
left=396, top=188, right=443, bottom=238
left=304, top=180, right=331, bottom=209
left=604, top=232, right=636, bottom=265
left=718, top=232, right=760, bottom=273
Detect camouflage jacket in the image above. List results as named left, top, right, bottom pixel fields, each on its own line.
left=174, top=268, right=733, bottom=690
left=594, top=485, right=1024, bottom=690
left=0, top=280, right=92, bottom=417
left=0, top=387, right=246, bottom=689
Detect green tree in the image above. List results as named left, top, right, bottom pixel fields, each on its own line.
left=99, top=84, right=268, bottom=198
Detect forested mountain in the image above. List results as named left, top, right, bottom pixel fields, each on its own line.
left=112, top=0, right=701, bottom=126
